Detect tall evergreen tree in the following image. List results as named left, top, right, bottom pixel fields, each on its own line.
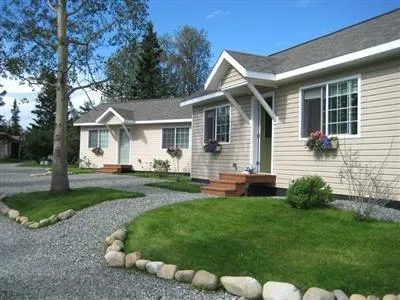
left=31, top=71, right=57, bottom=129
left=0, top=88, right=6, bottom=130
left=9, top=99, right=21, bottom=135
left=136, top=22, right=163, bottom=99
left=79, top=100, right=94, bottom=115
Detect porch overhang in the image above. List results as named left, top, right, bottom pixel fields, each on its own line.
left=95, top=107, right=135, bottom=126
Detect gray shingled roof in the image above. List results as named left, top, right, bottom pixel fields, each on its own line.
left=226, top=9, right=400, bottom=74
left=74, top=98, right=191, bottom=124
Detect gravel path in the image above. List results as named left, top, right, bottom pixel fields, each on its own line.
left=0, top=164, right=235, bottom=299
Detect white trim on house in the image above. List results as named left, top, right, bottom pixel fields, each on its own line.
left=203, top=104, right=232, bottom=145
left=75, top=119, right=192, bottom=126
left=160, top=126, right=191, bottom=150
left=96, top=107, right=127, bottom=124
left=298, top=74, right=362, bottom=141
left=250, top=92, right=275, bottom=172
left=180, top=91, right=225, bottom=107
left=247, top=82, right=277, bottom=123
left=223, top=91, right=250, bottom=124
left=134, top=119, right=192, bottom=124
left=276, top=39, right=400, bottom=81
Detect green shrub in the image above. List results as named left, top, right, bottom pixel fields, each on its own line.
left=286, top=176, right=333, bottom=209
left=152, top=159, right=170, bottom=177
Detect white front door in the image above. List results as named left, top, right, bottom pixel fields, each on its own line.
left=118, top=129, right=130, bottom=165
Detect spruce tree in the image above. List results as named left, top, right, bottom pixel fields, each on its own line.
left=9, top=99, right=21, bottom=135
left=136, top=22, right=163, bottom=99
left=0, top=89, right=5, bottom=130
left=31, top=71, right=56, bottom=130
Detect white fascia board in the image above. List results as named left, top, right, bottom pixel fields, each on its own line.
left=276, top=39, right=400, bottom=81
left=180, top=91, right=225, bottom=107
left=95, top=107, right=126, bottom=124
left=135, top=119, right=192, bottom=124
left=73, top=122, right=98, bottom=127
left=204, top=51, right=248, bottom=90
left=245, top=70, right=276, bottom=81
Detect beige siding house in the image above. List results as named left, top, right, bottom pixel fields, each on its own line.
left=181, top=9, right=400, bottom=200
left=74, top=98, right=192, bottom=173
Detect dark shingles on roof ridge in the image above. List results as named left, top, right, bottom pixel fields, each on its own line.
left=221, top=9, right=400, bottom=74
left=269, top=8, right=400, bottom=58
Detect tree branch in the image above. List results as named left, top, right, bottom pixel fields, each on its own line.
left=67, top=3, right=84, bottom=17
left=68, top=78, right=109, bottom=96
left=47, top=0, right=57, bottom=13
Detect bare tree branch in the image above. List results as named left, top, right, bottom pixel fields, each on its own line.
left=68, top=78, right=109, bottom=96
left=47, top=0, right=57, bottom=13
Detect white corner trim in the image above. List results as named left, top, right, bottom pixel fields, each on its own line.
left=73, top=122, right=98, bottom=127
left=276, top=39, right=400, bottom=80
left=96, top=107, right=126, bottom=124
left=134, top=119, right=192, bottom=124
left=204, top=51, right=248, bottom=90
left=180, top=91, right=225, bottom=107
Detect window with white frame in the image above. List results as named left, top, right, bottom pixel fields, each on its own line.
left=204, top=105, right=230, bottom=143
left=88, top=129, right=109, bottom=148
left=162, top=127, right=189, bottom=149
left=301, top=77, right=359, bottom=138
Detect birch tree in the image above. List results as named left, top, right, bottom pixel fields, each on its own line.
left=0, top=0, right=148, bottom=192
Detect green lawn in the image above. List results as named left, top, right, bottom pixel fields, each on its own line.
left=4, top=187, right=144, bottom=221
left=124, top=198, right=400, bottom=296
left=17, top=161, right=97, bottom=174
left=122, top=172, right=201, bottom=193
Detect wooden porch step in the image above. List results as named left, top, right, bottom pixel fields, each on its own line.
left=219, top=172, right=276, bottom=184
left=97, top=164, right=132, bottom=174
left=208, top=179, right=245, bottom=190
left=200, top=185, right=244, bottom=197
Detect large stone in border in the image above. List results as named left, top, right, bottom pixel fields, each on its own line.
left=262, top=281, right=302, bottom=300
left=104, top=251, right=125, bottom=267
left=0, top=193, right=8, bottom=201
left=57, top=209, right=75, bottom=221
left=135, top=259, right=150, bottom=270
left=8, top=209, right=20, bottom=220
left=109, top=240, right=123, bottom=251
left=111, top=228, right=126, bottom=241
left=105, top=235, right=115, bottom=246
left=175, top=270, right=196, bottom=283
left=125, top=251, right=141, bottom=268
left=220, top=276, right=262, bottom=299
left=382, top=295, right=397, bottom=300
left=366, top=296, right=379, bottom=300
left=350, top=295, right=366, bottom=300
left=48, top=215, right=59, bottom=225
left=28, top=222, right=40, bottom=229
left=16, top=216, right=29, bottom=224
left=157, top=264, right=178, bottom=280
left=303, top=287, right=335, bottom=300
left=39, top=219, right=50, bottom=227
left=333, top=290, right=349, bottom=300
left=146, top=261, right=164, bottom=274
left=191, top=270, right=219, bottom=291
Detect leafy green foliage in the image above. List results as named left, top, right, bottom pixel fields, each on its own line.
left=124, top=198, right=400, bottom=295
left=286, top=175, right=333, bottom=209
left=9, top=99, right=22, bottom=135
left=4, top=187, right=144, bottom=221
left=23, top=127, right=53, bottom=163
left=152, top=159, right=170, bottom=177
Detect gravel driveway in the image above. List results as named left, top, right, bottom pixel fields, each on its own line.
left=0, top=164, right=234, bottom=299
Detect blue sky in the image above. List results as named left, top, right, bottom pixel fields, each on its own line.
left=1, top=0, right=399, bottom=128
left=149, top=0, right=399, bottom=63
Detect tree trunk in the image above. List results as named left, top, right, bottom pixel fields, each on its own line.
left=50, top=0, right=70, bottom=192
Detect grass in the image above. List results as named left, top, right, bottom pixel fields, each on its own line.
left=0, top=158, right=25, bottom=164
left=124, top=198, right=400, bottom=296
left=4, top=187, right=144, bottom=221
left=122, top=171, right=201, bottom=193
left=17, top=161, right=97, bottom=174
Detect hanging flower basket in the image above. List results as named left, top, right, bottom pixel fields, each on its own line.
left=204, top=139, right=222, bottom=153
left=166, top=147, right=182, bottom=158
left=92, top=147, right=104, bottom=156
left=305, top=130, right=339, bottom=152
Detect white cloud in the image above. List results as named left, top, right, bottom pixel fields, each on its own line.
left=0, top=77, right=103, bottom=129
left=207, top=9, right=221, bottom=19
left=294, top=0, right=312, bottom=8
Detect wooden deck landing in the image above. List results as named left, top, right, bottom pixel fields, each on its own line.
left=97, top=164, right=132, bottom=174
left=201, top=171, right=276, bottom=196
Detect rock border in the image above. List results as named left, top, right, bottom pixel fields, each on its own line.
left=0, top=193, right=75, bottom=229
left=104, top=227, right=400, bottom=300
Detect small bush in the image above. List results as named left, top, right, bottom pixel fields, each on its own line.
left=152, top=159, right=170, bottom=177
left=286, top=176, right=333, bottom=209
